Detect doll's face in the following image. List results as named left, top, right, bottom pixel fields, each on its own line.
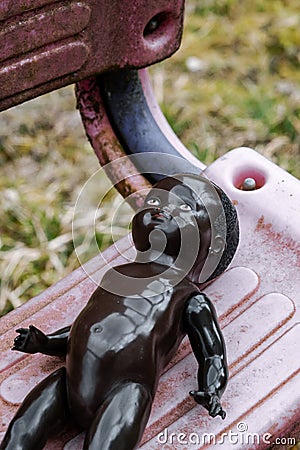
left=132, top=177, right=212, bottom=267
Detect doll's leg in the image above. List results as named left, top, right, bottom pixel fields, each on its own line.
left=0, top=367, right=69, bottom=450
left=84, top=382, right=152, bottom=450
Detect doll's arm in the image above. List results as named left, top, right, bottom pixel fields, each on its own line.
left=12, top=325, right=71, bottom=357
left=183, top=294, right=228, bottom=419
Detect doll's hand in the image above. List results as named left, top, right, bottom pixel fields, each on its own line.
left=12, top=325, right=47, bottom=354
left=190, top=390, right=226, bottom=419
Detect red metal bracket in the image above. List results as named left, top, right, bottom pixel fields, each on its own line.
left=0, top=0, right=184, bottom=111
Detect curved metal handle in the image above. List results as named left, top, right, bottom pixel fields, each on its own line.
left=100, top=69, right=204, bottom=184
left=76, top=69, right=205, bottom=205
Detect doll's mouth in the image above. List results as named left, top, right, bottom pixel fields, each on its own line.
left=150, top=209, right=172, bottom=221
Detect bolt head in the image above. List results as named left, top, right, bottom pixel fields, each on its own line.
left=242, top=177, right=256, bottom=191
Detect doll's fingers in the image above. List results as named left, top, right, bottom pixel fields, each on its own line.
left=29, top=325, right=39, bottom=334
left=12, top=334, right=27, bottom=350
left=14, top=332, right=27, bottom=344
left=15, top=328, right=29, bottom=334
left=28, top=325, right=46, bottom=341
left=208, top=396, right=226, bottom=419
left=219, top=408, right=226, bottom=420
left=13, top=335, right=24, bottom=345
left=212, top=405, right=226, bottom=419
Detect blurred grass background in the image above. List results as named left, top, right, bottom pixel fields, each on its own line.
left=0, top=0, right=299, bottom=315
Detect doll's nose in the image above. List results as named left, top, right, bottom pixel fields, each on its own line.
left=150, top=206, right=172, bottom=219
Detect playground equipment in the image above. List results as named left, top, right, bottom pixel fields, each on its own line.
left=0, top=1, right=299, bottom=448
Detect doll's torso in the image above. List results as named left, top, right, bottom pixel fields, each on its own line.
left=66, top=262, right=200, bottom=427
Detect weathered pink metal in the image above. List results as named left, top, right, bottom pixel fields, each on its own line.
left=0, top=0, right=185, bottom=111
left=1, top=148, right=299, bottom=448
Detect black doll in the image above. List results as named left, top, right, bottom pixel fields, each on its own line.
left=0, top=173, right=239, bottom=450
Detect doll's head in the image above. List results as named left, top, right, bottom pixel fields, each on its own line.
left=132, top=173, right=239, bottom=284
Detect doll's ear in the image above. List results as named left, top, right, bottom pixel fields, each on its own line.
left=210, top=236, right=226, bottom=255
left=198, top=235, right=226, bottom=284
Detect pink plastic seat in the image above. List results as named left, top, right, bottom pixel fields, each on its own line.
left=1, top=147, right=299, bottom=449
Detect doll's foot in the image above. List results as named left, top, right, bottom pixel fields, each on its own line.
left=12, top=325, right=47, bottom=354
left=190, top=390, right=226, bottom=419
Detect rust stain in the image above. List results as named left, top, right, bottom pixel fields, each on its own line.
left=255, top=215, right=300, bottom=266
left=215, top=369, right=300, bottom=450
left=76, top=77, right=151, bottom=210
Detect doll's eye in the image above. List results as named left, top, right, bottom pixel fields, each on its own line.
left=147, top=198, right=160, bottom=206
left=180, top=203, right=192, bottom=211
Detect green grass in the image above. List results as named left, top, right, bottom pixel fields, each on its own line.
left=0, top=0, right=299, bottom=315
